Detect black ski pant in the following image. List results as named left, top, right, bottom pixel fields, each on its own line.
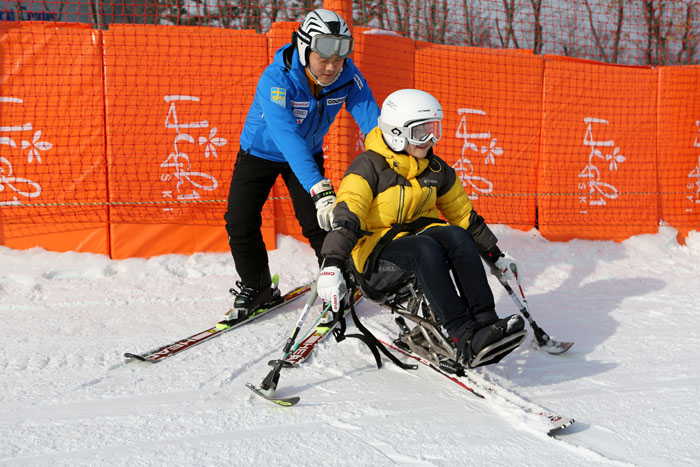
left=377, top=225, right=497, bottom=340
left=224, top=149, right=326, bottom=290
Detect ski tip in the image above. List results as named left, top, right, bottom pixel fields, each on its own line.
left=246, top=383, right=300, bottom=407
left=123, top=352, right=147, bottom=362
left=547, top=417, right=576, bottom=436
left=541, top=341, right=574, bottom=355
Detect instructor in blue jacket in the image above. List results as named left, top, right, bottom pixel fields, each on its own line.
left=224, top=8, right=380, bottom=320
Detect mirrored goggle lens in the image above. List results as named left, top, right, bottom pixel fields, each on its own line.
left=311, top=35, right=353, bottom=59
left=409, top=120, right=441, bottom=144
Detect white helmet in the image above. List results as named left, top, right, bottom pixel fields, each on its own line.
left=295, top=9, right=352, bottom=67
left=378, top=89, right=443, bottom=152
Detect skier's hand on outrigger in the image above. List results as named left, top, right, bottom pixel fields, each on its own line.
left=317, top=265, right=347, bottom=313
left=492, top=255, right=518, bottom=282
left=484, top=246, right=518, bottom=283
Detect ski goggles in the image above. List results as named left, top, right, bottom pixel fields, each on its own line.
left=310, top=34, right=353, bottom=59
left=406, top=119, right=442, bottom=146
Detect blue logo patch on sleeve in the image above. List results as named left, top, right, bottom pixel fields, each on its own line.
left=271, top=87, right=286, bottom=107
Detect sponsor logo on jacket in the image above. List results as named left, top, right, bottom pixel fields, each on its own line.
left=326, top=96, right=346, bottom=106
left=293, top=108, right=308, bottom=123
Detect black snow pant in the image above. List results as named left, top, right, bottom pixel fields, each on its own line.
left=224, top=148, right=326, bottom=290
left=376, top=225, right=497, bottom=340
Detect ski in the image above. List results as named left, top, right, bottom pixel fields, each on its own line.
left=124, top=281, right=311, bottom=364
left=379, top=337, right=575, bottom=436
left=538, top=338, right=574, bottom=355
left=245, top=383, right=299, bottom=407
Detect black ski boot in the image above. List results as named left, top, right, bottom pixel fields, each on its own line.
left=225, top=281, right=281, bottom=322
left=459, top=314, right=526, bottom=369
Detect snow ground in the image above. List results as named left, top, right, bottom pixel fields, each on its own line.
left=0, top=227, right=699, bottom=466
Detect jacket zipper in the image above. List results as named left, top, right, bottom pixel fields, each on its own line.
left=415, top=185, right=432, bottom=217
left=397, top=185, right=405, bottom=224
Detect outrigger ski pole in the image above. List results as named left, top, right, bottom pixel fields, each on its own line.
left=498, top=264, right=574, bottom=355
left=246, top=280, right=322, bottom=407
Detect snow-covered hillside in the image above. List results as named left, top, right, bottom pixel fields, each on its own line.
left=1, top=227, right=699, bottom=466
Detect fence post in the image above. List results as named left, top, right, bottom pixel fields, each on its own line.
left=323, top=0, right=353, bottom=26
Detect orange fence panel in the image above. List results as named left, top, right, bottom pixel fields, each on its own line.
left=354, top=28, right=414, bottom=124
left=657, top=66, right=700, bottom=243
left=103, top=25, right=268, bottom=258
left=0, top=22, right=108, bottom=253
left=539, top=56, right=659, bottom=241
left=415, top=44, right=542, bottom=230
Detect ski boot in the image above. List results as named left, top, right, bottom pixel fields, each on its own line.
left=224, top=281, right=281, bottom=323
left=459, top=314, right=526, bottom=369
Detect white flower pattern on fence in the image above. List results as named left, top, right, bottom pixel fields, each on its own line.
left=452, top=108, right=503, bottom=200
left=0, top=97, right=51, bottom=205
left=687, top=120, right=700, bottom=212
left=577, top=117, right=625, bottom=213
left=161, top=95, right=223, bottom=212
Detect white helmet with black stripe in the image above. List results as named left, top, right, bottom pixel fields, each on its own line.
left=295, top=9, right=352, bottom=67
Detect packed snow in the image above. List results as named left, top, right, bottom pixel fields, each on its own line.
left=1, top=226, right=699, bottom=466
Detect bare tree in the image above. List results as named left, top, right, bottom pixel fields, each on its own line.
left=42, top=0, right=66, bottom=21
left=583, top=0, right=606, bottom=61
left=677, top=1, right=699, bottom=64
left=354, top=0, right=387, bottom=29
left=530, top=0, right=543, bottom=54
left=642, top=0, right=673, bottom=65
left=287, top=0, right=318, bottom=19
left=496, top=0, right=520, bottom=48
left=610, top=0, right=626, bottom=63
left=239, top=0, right=263, bottom=31
left=392, top=0, right=413, bottom=38
left=216, top=0, right=233, bottom=27
left=421, top=0, right=449, bottom=43
left=89, top=0, right=105, bottom=29
left=581, top=0, right=628, bottom=64
left=462, top=0, right=492, bottom=47
left=12, top=1, right=25, bottom=21
left=268, top=0, right=282, bottom=24
left=561, top=13, right=586, bottom=58
left=354, top=0, right=374, bottom=26
left=113, top=0, right=160, bottom=24
left=158, top=0, right=182, bottom=25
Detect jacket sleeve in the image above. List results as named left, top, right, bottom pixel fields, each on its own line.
left=256, top=68, right=324, bottom=192
left=321, top=160, right=376, bottom=267
left=344, top=63, right=380, bottom=136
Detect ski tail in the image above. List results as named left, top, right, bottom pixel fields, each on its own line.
left=375, top=332, right=574, bottom=436
left=124, top=281, right=312, bottom=364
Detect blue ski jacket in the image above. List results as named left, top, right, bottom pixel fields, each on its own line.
left=239, top=44, right=380, bottom=192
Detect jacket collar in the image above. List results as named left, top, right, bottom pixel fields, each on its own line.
left=364, top=127, right=430, bottom=180
left=275, top=43, right=356, bottom=98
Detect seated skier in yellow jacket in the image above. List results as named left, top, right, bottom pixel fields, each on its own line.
left=316, top=88, right=525, bottom=368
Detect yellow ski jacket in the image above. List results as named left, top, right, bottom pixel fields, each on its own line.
left=322, top=127, right=498, bottom=275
